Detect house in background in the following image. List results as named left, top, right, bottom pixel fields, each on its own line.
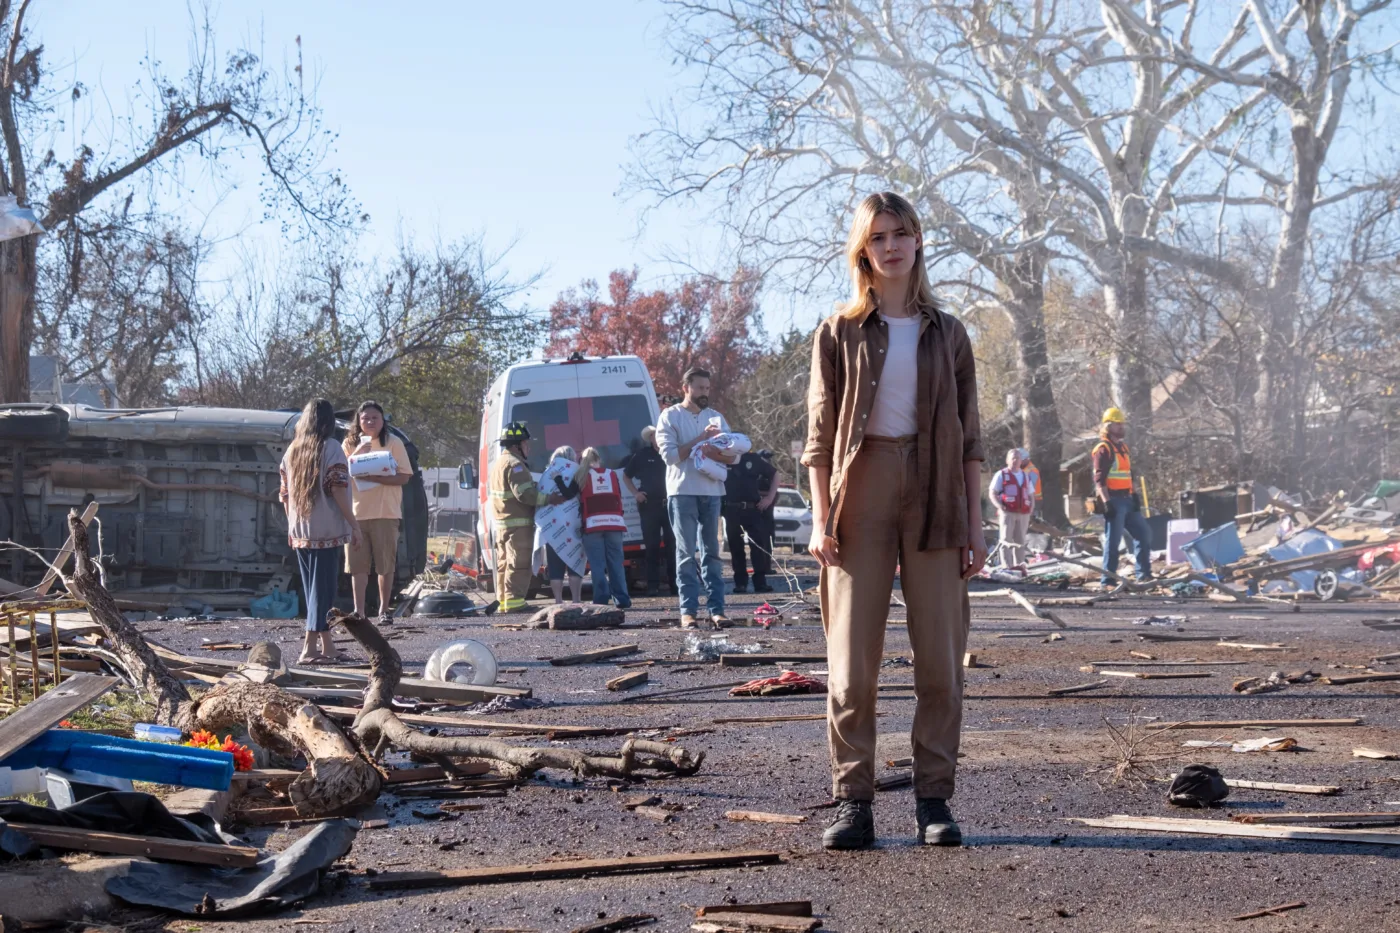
left=29, top=356, right=119, bottom=408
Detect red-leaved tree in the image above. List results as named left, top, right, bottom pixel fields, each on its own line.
left=546, top=267, right=761, bottom=413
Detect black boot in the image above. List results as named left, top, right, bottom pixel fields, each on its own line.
left=822, top=799, right=875, bottom=850
left=915, top=797, right=962, bottom=846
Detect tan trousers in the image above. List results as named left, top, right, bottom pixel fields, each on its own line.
left=998, top=510, right=1031, bottom=566
left=496, top=525, right=536, bottom=609
left=821, top=436, right=970, bottom=801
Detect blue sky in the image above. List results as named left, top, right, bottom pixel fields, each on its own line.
left=41, top=0, right=732, bottom=317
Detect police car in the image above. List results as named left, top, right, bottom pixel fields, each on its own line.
left=772, top=485, right=814, bottom=551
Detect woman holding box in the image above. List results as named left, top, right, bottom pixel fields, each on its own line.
left=343, top=400, right=413, bottom=623
left=280, top=398, right=361, bottom=663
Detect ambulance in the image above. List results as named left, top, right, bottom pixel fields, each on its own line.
left=472, top=353, right=662, bottom=590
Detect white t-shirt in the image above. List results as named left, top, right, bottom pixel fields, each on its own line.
left=866, top=314, right=920, bottom=437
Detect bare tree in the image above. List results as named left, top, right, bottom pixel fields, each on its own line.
left=0, top=2, right=353, bottom=401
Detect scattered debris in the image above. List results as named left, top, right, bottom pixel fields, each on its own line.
left=1048, top=680, right=1110, bottom=697
left=1093, top=712, right=1177, bottom=787
left=721, top=653, right=826, bottom=668
left=530, top=605, right=627, bottom=630
left=685, top=634, right=763, bottom=662
left=1182, top=736, right=1298, bottom=753
left=1167, top=765, right=1229, bottom=808
left=1232, top=671, right=1317, bottom=694
left=458, top=695, right=553, bottom=715
left=724, top=810, right=807, bottom=825
left=1231, top=901, right=1307, bottom=922
left=1235, top=812, right=1400, bottom=827
left=632, top=805, right=676, bottom=823
left=874, top=770, right=912, bottom=791
left=607, top=671, right=649, bottom=691
left=1130, top=615, right=1184, bottom=627
left=571, top=915, right=658, bottom=933
left=1073, top=814, right=1400, bottom=846
left=365, top=850, right=782, bottom=890
left=729, top=671, right=826, bottom=696
left=549, top=644, right=641, bottom=666
left=692, top=914, right=821, bottom=933
left=696, top=902, right=813, bottom=919
left=1353, top=746, right=1400, bottom=760
left=1165, top=718, right=1361, bottom=730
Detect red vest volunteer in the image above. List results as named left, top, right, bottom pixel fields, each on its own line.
left=578, top=465, right=628, bottom=532
left=993, top=468, right=1033, bottom=514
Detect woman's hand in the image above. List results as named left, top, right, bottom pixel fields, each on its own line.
left=961, top=529, right=988, bottom=580
left=809, top=527, right=841, bottom=568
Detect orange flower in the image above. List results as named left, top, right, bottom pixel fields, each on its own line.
left=58, top=719, right=73, bottom=728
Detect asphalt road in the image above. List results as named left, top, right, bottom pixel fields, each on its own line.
left=135, top=573, right=1400, bottom=933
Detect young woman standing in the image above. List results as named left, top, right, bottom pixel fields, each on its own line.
left=803, top=191, right=986, bottom=850
left=343, top=401, right=413, bottom=622
left=279, top=398, right=361, bottom=664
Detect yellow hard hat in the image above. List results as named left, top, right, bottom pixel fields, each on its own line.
left=1102, top=406, right=1127, bottom=424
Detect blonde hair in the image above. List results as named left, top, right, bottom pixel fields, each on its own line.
left=579, top=447, right=602, bottom=469
left=550, top=445, right=578, bottom=464
left=839, top=191, right=937, bottom=320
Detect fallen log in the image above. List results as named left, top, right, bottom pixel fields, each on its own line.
left=62, top=511, right=381, bottom=817
left=333, top=610, right=705, bottom=781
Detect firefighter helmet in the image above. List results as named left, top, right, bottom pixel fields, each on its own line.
left=500, top=422, right=531, bottom=445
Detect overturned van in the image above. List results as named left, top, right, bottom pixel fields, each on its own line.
left=0, top=403, right=427, bottom=611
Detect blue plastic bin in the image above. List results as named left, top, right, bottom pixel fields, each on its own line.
left=1179, top=522, right=1244, bottom=571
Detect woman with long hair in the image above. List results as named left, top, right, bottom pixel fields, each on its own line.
left=343, top=400, right=413, bottom=622
left=803, top=191, right=986, bottom=850
left=280, top=398, right=361, bottom=663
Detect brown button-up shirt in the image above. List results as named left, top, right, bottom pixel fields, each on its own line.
left=801, top=303, right=985, bottom=550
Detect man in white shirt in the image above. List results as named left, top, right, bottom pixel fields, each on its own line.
left=655, top=368, right=738, bottom=628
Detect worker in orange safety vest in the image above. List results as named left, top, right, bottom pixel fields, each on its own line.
left=1092, top=408, right=1152, bottom=585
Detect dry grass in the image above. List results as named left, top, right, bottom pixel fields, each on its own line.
left=1087, top=710, right=1181, bottom=788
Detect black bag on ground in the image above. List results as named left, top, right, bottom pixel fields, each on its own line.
left=1168, top=764, right=1229, bottom=807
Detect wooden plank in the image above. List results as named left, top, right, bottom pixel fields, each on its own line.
left=1006, top=589, right=1068, bottom=629
left=1236, top=812, right=1400, bottom=826
left=1216, top=642, right=1291, bottom=651
left=1325, top=672, right=1400, bottom=685
left=1097, top=670, right=1216, bottom=679
left=571, top=915, right=657, bottom=933
left=1072, top=815, right=1400, bottom=846
left=549, top=644, right=641, bottom=667
left=1165, top=718, right=1362, bottom=730
left=0, top=673, right=118, bottom=762
left=720, top=654, right=827, bottom=667
left=383, top=763, right=493, bottom=783
left=697, top=903, right=812, bottom=919
left=621, top=682, right=762, bottom=703
left=366, top=849, right=783, bottom=890
left=724, top=810, right=807, bottom=825
left=1136, top=632, right=1240, bottom=643
left=607, top=671, right=649, bottom=691
left=1048, top=680, right=1110, bottom=697
left=35, top=501, right=99, bottom=597
left=1087, top=660, right=1245, bottom=667
left=320, top=705, right=658, bottom=737
left=874, top=770, right=912, bottom=791
left=1223, top=779, right=1341, bottom=795
left=692, top=914, right=820, bottom=933
left=3, top=822, right=259, bottom=866
left=1231, top=901, right=1306, bottom=922
left=713, top=714, right=825, bottom=724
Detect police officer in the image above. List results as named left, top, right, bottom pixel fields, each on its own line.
left=724, top=448, right=777, bottom=593
left=489, top=423, right=560, bottom=611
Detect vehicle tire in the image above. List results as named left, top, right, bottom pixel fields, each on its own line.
left=1315, top=569, right=1341, bottom=602
left=0, top=404, right=68, bottom=441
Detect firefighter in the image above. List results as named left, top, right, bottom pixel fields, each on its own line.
left=1093, top=407, right=1152, bottom=585
left=489, top=422, right=560, bottom=611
